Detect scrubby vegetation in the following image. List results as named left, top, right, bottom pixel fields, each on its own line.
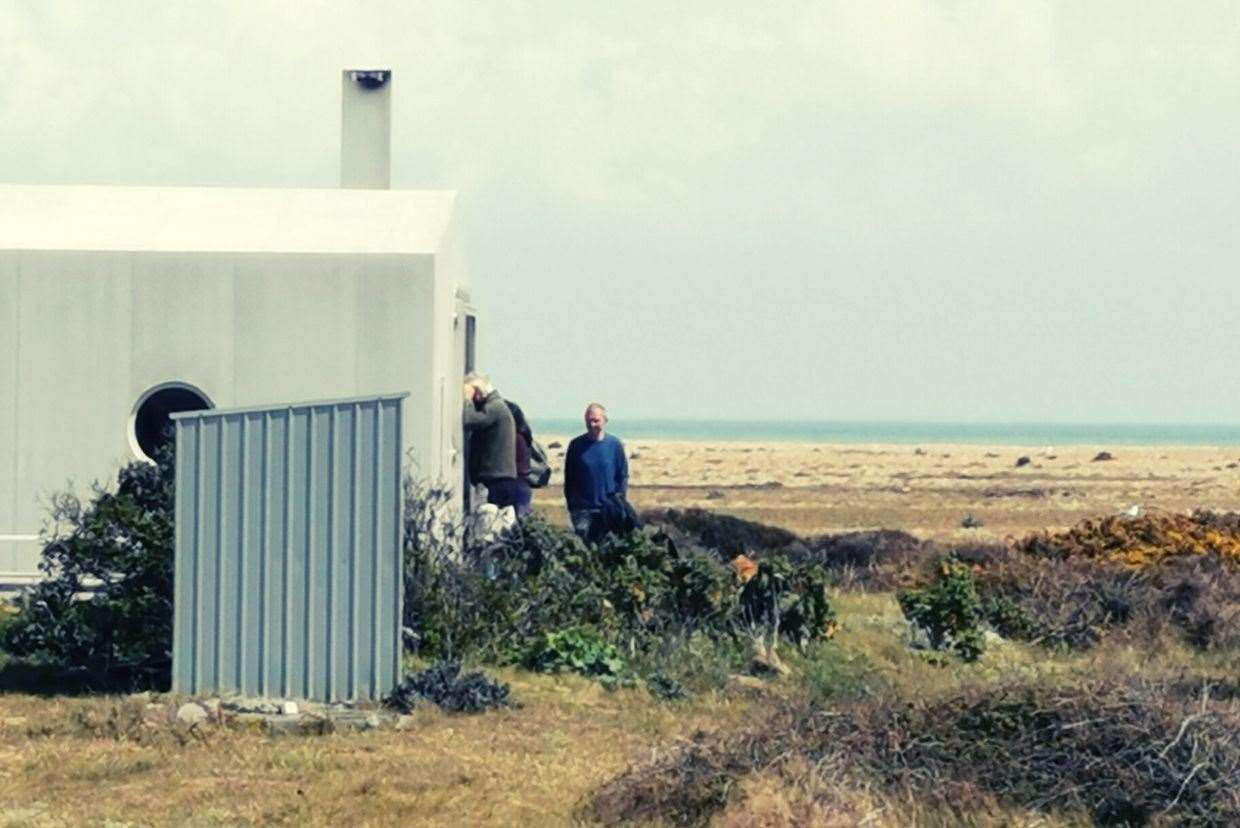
left=403, top=492, right=837, bottom=690
left=574, top=507, right=1240, bottom=825
left=4, top=461, right=1240, bottom=825
left=583, top=676, right=1240, bottom=826
left=897, top=557, right=986, bottom=661
left=385, top=660, right=511, bottom=714
left=1017, top=510, right=1240, bottom=568
left=0, top=441, right=176, bottom=689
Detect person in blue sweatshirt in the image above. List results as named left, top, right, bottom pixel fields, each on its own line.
left=563, top=402, right=629, bottom=542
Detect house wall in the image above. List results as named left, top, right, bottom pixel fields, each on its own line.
left=0, top=256, right=21, bottom=578
left=0, top=248, right=459, bottom=583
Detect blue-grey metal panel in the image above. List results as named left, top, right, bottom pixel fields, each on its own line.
left=172, top=393, right=405, bottom=702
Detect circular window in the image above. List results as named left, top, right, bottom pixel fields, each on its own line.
left=130, top=383, right=213, bottom=462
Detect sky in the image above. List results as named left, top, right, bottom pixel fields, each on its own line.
left=2, top=1, right=1238, bottom=424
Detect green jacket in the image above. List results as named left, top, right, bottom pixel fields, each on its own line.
left=463, top=391, right=517, bottom=480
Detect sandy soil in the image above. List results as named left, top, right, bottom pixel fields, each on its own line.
left=533, top=437, right=1240, bottom=544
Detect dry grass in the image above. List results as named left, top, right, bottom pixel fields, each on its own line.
left=0, top=671, right=756, bottom=827
left=5, top=587, right=1236, bottom=826
left=715, top=759, right=1087, bottom=828
left=4, top=594, right=1235, bottom=826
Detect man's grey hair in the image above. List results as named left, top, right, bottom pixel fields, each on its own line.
left=464, top=371, right=494, bottom=395
left=584, top=402, right=607, bottom=418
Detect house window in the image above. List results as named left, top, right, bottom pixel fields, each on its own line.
left=464, top=314, right=477, bottom=373
left=131, top=383, right=212, bottom=462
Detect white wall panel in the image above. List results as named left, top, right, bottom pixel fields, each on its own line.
left=0, top=255, right=23, bottom=576
left=0, top=255, right=17, bottom=535
left=433, top=215, right=466, bottom=486
left=356, top=255, right=436, bottom=477
left=16, top=252, right=132, bottom=532
left=233, top=254, right=359, bottom=406
left=131, top=253, right=235, bottom=410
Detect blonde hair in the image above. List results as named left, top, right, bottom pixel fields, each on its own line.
left=464, top=371, right=494, bottom=395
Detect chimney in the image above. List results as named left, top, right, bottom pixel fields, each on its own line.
left=340, top=69, right=392, bottom=189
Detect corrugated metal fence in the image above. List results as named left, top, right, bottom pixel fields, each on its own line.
left=171, top=393, right=405, bottom=702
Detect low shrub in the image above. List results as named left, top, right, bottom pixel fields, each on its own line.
left=628, top=629, right=747, bottom=694
left=897, top=558, right=985, bottom=661
left=582, top=677, right=1240, bottom=826
left=385, top=660, right=510, bottom=714
left=644, top=671, right=688, bottom=701
left=737, top=555, right=835, bottom=648
left=1153, top=558, right=1240, bottom=651
left=972, top=552, right=1240, bottom=652
left=641, top=508, right=808, bottom=560
left=0, top=442, right=176, bottom=689
left=1015, top=511, right=1240, bottom=569
left=806, top=528, right=929, bottom=588
left=404, top=493, right=838, bottom=676
left=644, top=509, right=931, bottom=590
left=521, top=627, right=626, bottom=677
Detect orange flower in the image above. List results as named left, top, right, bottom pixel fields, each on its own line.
left=731, top=554, right=759, bottom=583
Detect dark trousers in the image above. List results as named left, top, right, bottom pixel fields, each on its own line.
left=569, top=508, right=604, bottom=543
left=514, top=480, right=533, bottom=518
left=481, top=477, right=521, bottom=510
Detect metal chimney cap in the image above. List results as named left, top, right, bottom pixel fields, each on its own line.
left=349, top=70, right=390, bottom=90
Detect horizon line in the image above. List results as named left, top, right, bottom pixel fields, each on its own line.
left=528, top=416, right=1240, bottom=429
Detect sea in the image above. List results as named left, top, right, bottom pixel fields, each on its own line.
left=532, top=419, right=1240, bottom=447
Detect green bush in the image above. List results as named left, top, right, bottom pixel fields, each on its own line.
left=739, top=555, right=835, bottom=648
left=898, top=558, right=985, bottom=661
left=644, top=671, right=688, bottom=701
left=385, top=660, right=510, bottom=714
left=0, top=442, right=176, bottom=688
left=982, top=593, right=1036, bottom=640
left=521, top=627, right=626, bottom=676
left=402, top=488, right=838, bottom=677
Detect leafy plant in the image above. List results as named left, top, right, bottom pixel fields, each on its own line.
left=645, top=671, right=687, bottom=701
left=981, top=594, right=1035, bottom=639
left=1, top=440, right=177, bottom=687
left=521, top=627, right=626, bottom=677
left=739, top=555, right=836, bottom=649
left=385, top=660, right=510, bottom=714
left=898, top=558, right=985, bottom=661
left=401, top=493, right=839, bottom=678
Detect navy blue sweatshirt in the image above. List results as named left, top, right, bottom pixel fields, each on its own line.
left=563, top=433, right=628, bottom=510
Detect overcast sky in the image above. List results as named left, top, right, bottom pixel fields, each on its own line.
left=3, top=2, right=1238, bottom=424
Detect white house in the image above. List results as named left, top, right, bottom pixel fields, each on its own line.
left=0, top=70, right=473, bottom=586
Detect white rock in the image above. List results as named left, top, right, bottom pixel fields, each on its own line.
left=281, top=701, right=299, bottom=716
left=176, top=702, right=208, bottom=726
left=222, top=696, right=280, bottom=715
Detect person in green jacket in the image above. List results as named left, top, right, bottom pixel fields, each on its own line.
left=463, top=372, right=519, bottom=510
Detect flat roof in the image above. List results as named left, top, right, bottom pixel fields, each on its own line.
left=0, top=184, right=456, bottom=255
